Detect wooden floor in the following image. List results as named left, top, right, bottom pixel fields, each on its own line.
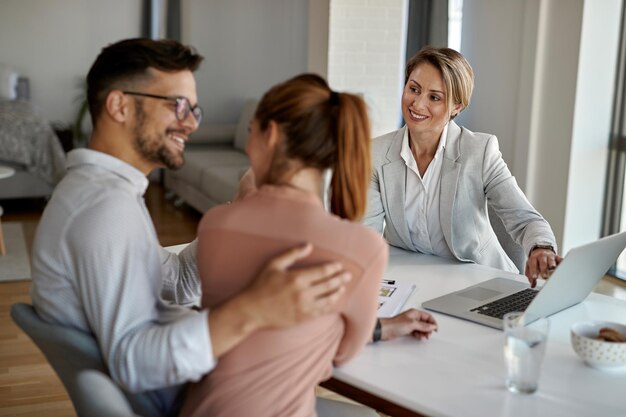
left=1, top=184, right=625, bottom=417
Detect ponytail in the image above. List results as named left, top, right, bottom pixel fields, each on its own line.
left=254, top=74, right=372, bottom=221
left=330, top=93, right=371, bottom=221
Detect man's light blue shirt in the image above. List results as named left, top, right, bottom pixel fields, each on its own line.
left=31, top=149, right=215, bottom=394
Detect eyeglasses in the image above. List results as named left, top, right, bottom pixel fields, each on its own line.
left=122, top=91, right=203, bottom=124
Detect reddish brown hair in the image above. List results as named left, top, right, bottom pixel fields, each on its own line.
left=254, top=74, right=371, bottom=221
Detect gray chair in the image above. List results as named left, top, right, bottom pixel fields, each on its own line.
left=316, top=397, right=379, bottom=417
left=11, top=303, right=380, bottom=417
left=488, top=205, right=526, bottom=273
left=10, top=303, right=162, bottom=417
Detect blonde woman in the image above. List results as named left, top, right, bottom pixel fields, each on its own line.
left=364, top=47, right=561, bottom=287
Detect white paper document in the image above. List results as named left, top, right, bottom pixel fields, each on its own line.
left=377, top=279, right=416, bottom=318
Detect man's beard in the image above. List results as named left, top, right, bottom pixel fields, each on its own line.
left=132, top=103, right=185, bottom=170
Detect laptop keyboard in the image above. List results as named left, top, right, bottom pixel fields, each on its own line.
left=470, top=288, right=539, bottom=319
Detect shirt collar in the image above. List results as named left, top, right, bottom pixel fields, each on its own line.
left=66, top=149, right=150, bottom=194
left=400, top=123, right=449, bottom=165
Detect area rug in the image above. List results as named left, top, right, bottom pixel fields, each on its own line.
left=0, top=222, right=31, bottom=281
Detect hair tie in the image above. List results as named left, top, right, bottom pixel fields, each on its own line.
left=329, top=90, right=340, bottom=106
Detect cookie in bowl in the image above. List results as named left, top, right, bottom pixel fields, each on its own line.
left=571, top=321, right=626, bottom=371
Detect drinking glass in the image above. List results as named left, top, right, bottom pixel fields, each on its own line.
left=503, top=312, right=549, bottom=394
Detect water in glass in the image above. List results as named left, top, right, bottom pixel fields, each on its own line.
left=503, top=312, right=549, bottom=394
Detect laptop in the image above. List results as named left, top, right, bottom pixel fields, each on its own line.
left=422, top=231, right=626, bottom=329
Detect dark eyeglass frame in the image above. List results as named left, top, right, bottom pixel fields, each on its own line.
left=122, top=91, right=203, bottom=124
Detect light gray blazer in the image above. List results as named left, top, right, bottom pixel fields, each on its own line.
left=363, top=122, right=557, bottom=273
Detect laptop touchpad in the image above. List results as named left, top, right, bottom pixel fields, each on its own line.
left=457, top=287, right=501, bottom=301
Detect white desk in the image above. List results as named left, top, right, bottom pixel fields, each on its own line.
left=324, top=247, right=626, bottom=417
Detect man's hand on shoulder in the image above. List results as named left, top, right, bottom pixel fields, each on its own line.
left=207, top=243, right=351, bottom=358
left=243, top=243, right=352, bottom=327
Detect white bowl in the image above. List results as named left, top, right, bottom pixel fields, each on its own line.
left=570, top=321, right=626, bottom=371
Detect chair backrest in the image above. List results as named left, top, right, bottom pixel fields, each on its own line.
left=10, top=303, right=157, bottom=417
left=488, top=205, right=526, bottom=273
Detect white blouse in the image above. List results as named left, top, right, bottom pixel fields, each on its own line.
left=400, top=124, right=454, bottom=259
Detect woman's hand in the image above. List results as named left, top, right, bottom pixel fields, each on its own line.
left=525, top=248, right=563, bottom=288
left=379, top=308, right=438, bottom=341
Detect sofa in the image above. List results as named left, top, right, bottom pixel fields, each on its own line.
left=163, top=100, right=257, bottom=213
left=0, top=71, right=65, bottom=201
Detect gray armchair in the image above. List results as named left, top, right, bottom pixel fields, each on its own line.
left=10, top=303, right=160, bottom=417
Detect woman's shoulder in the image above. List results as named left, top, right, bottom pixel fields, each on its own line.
left=457, top=123, right=495, bottom=143
left=370, top=128, right=404, bottom=164
left=347, top=220, right=387, bottom=247
left=326, top=216, right=388, bottom=265
left=198, top=193, right=261, bottom=232
left=198, top=203, right=230, bottom=232
left=372, top=128, right=402, bottom=147
left=455, top=124, right=499, bottom=154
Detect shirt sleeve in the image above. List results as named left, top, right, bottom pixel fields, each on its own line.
left=363, top=163, right=386, bottom=234
left=482, top=135, right=557, bottom=254
left=65, top=192, right=215, bottom=392
left=160, top=239, right=202, bottom=306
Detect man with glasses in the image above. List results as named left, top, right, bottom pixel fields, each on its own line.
left=30, top=38, right=352, bottom=417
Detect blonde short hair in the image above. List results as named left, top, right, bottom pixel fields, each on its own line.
left=405, top=47, right=474, bottom=118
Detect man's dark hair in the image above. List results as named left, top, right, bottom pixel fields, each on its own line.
left=86, top=38, right=204, bottom=126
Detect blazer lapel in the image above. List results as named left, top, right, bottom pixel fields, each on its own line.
left=440, top=122, right=462, bottom=252
left=382, top=127, right=414, bottom=249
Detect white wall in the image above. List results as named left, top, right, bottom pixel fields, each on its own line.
left=308, top=0, right=330, bottom=77
left=454, top=0, right=526, bottom=173
left=523, top=0, right=584, bottom=252
left=0, top=0, right=141, bottom=124
left=459, top=0, right=621, bottom=253
left=562, top=0, right=620, bottom=250
left=327, top=0, right=407, bottom=137
left=0, top=0, right=309, bottom=127
left=182, top=0, right=309, bottom=125
left=519, top=0, right=620, bottom=253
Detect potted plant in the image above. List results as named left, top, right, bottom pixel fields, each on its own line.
left=72, top=78, right=90, bottom=148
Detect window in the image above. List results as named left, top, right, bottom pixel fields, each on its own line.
left=448, top=0, right=463, bottom=51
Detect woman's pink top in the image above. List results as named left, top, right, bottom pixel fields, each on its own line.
left=179, top=185, right=387, bottom=417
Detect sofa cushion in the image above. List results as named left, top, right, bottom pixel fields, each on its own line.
left=233, top=99, right=258, bottom=152
left=188, top=124, right=236, bottom=146
left=172, top=147, right=249, bottom=188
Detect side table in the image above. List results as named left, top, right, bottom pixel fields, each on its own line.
left=0, top=165, right=16, bottom=256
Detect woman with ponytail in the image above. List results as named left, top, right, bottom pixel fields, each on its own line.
left=179, top=74, right=390, bottom=417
